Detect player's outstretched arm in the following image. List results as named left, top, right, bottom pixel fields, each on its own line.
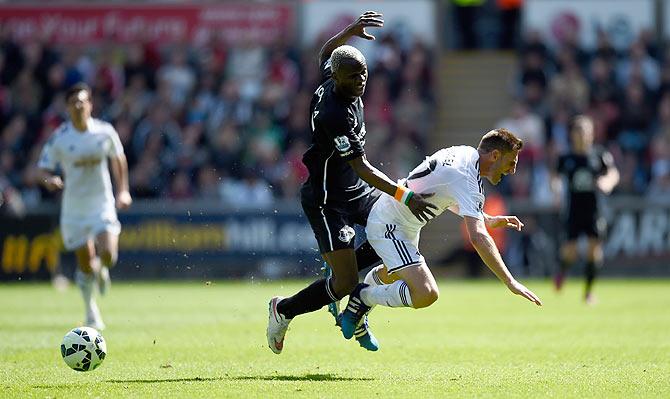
left=349, top=156, right=437, bottom=222
left=318, top=11, right=384, bottom=65
left=110, top=153, right=132, bottom=209
left=464, top=216, right=542, bottom=306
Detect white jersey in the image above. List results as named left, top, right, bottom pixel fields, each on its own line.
left=38, top=118, right=124, bottom=219
left=368, top=146, right=485, bottom=231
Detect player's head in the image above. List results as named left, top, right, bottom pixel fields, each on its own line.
left=477, top=128, right=523, bottom=185
left=569, top=115, right=594, bottom=153
left=331, top=45, right=368, bottom=99
left=65, top=82, right=93, bottom=123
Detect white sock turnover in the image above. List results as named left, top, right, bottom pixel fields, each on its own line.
left=360, top=280, right=413, bottom=308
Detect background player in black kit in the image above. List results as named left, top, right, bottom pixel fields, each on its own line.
left=553, top=116, right=619, bottom=304
left=267, top=11, right=437, bottom=354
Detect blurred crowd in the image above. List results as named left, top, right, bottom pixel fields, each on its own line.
left=0, top=28, right=434, bottom=214
left=495, top=29, right=670, bottom=204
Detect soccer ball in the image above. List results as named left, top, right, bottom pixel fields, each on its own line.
left=60, top=327, right=107, bottom=372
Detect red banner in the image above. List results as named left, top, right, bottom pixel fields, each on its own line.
left=0, top=3, right=294, bottom=44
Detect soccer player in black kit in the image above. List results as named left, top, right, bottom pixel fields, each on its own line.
left=267, top=11, right=437, bottom=354
left=554, top=116, right=619, bottom=304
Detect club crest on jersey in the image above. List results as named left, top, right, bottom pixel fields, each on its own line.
left=338, top=225, right=355, bottom=243
left=334, top=136, right=351, bottom=152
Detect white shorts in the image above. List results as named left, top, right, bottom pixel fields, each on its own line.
left=60, top=213, right=121, bottom=251
left=366, top=222, right=425, bottom=274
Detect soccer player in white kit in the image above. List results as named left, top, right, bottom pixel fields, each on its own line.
left=37, top=83, right=132, bottom=330
left=339, top=128, right=543, bottom=340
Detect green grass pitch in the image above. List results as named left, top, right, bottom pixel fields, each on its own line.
left=1, top=279, right=669, bottom=398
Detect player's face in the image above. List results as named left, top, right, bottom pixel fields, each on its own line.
left=334, top=58, right=368, bottom=98
left=489, top=150, right=518, bottom=185
left=66, top=90, right=92, bottom=122
left=571, top=127, right=594, bottom=152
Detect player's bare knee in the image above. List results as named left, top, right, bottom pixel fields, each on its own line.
left=377, top=266, right=398, bottom=284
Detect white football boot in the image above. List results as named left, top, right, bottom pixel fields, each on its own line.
left=267, top=296, right=291, bottom=354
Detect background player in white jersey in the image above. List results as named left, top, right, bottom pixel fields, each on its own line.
left=37, top=83, right=132, bottom=330
left=339, top=128, right=543, bottom=340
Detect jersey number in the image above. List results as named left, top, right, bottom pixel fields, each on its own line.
left=408, top=159, right=437, bottom=180
left=311, top=86, right=325, bottom=132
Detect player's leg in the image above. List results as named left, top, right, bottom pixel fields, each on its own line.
left=267, top=205, right=357, bottom=354
left=556, top=240, right=578, bottom=291
left=325, top=240, right=382, bottom=323
left=363, top=263, right=398, bottom=286
left=96, top=230, right=118, bottom=269
left=267, top=248, right=357, bottom=354
left=73, top=240, right=105, bottom=330
left=341, top=224, right=426, bottom=338
left=94, top=228, right=120, bottom=295
left=337, top=241, right=383, bottom=351
left=584, top=237, right=604, bottom=304
left=280, top=248, right=358, bottom=318
left=360, top=262, right=438, bottom=309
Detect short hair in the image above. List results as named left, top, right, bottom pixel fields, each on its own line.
left=331, top=45, right=366, bottom=73
left=478, top=128, right=523, bottom=154
left=65, top=82, right=91, bottom=102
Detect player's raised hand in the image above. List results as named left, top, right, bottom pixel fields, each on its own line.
left=408, top=192, right=438, bottom=223
left=43, top=176, right=64, bottom=191
left=116, top=190, right=132, bottom=210
left=507, top=279, right=542, bottom=306
left=486, top=215, right=524, bottom=231
left=347, top=11, right=384, bottom=40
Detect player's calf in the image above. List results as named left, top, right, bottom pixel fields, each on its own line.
left=410, top=283, right=439, bottom=309
left=99, top=250, right=117, bottom=268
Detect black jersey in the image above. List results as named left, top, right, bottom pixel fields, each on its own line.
left=301, top=59, right=373, bottom=205
left=557, top=146, right=614, bottom=213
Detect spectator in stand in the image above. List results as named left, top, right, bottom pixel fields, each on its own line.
left=648, top=134, right=670, bottom=198
left=0, top=28, right=433, bottom=209
left=497, top=0, right=523, bottom=50
left=451, top=0, right=485, bottom=49
left=548, top=50, right=589, bottom=114
left=618, top=40, right=660, bottom=93
left=496, top=100, right=544, bottom=156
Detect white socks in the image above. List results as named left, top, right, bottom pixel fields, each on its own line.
left=364, top=265, right=385, bottom=286
left=360, top=280, right=413, bottom=308
left=75, top=268, right=104, bottom=328
left=362, top=265, right=413, bottom=308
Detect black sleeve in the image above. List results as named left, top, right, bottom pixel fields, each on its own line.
left=556, top=155, right=565, bottom=175
left=321, top=107, right=365, bottom=161
left=319, top=58, right=333, bottom=85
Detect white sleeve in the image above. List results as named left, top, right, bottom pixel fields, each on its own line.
left=37, top=136, right=59, bottom=171
left=107, top=125, right=124, bottom=157
left=452, top=174, right=485, bottom=220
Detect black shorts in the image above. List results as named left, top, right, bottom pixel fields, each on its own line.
left=302, top=190, right=380, bottom=254
left=565, top=210, right=605, bottom=240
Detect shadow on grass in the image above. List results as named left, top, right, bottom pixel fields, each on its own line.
left=108, top=376, right=224, bottom=384
left=32, top=383, right=87, bottom=389
left=33, top=373, right=371, bottom=388
left=233, top=373, right=374, bottom=382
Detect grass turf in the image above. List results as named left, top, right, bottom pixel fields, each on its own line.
left=0, top=279, right=669, bottom=398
